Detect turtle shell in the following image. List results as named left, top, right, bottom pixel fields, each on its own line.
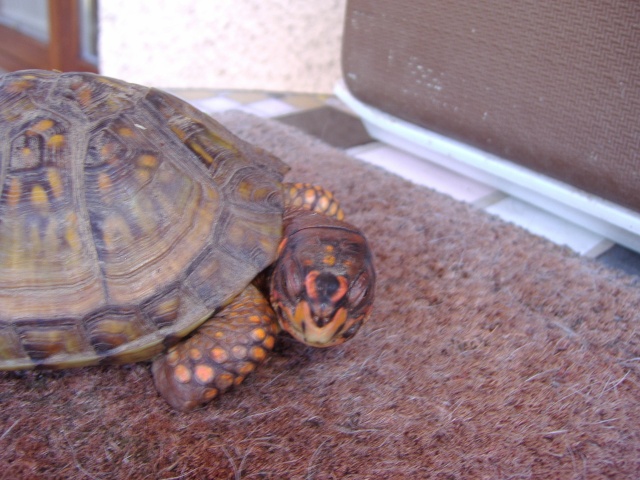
left=0, top=70, right=288, bottom=369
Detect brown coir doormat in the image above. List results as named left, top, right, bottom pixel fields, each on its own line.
left=1, top=111, right=639, bottom=479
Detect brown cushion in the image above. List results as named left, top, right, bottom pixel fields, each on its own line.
left=342, top=1, right=640, bottom=212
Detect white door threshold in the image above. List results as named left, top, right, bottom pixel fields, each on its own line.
left=335, top=81, right=640, bottom=255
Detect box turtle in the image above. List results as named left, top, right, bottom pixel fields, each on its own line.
left=0, top=70, right=375, bottom=411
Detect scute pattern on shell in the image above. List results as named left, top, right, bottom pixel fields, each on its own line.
left=0, top=70, right=289, bottom=369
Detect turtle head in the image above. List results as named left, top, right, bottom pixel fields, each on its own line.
left=269, top=213, right=375, bottom=347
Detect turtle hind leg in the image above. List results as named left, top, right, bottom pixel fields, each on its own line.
left=152, top=284, right=278, bottom=411
left=283, top=182, right=345, bottom=220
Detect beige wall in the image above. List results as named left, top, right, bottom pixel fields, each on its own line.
left=99, top=0, right=346, bottom=93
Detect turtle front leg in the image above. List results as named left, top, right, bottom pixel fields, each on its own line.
left=152, top=284, right=278, bottom=411
left=283, top=183, right=345, bottom=220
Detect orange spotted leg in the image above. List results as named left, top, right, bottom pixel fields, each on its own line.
left=284, top=183, right=344, bottom=220
left=152, top=284, right=278, bottom=411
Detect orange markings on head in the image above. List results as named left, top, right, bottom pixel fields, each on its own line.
left=331, top=276, right=349, bottom=303
left=333, top=307, right=348, bottom=329
left=323, top=254, right=336, bottom=267
left=304, top=271, right=349, bottom=304
left=293, top=301, right=311, bottom=328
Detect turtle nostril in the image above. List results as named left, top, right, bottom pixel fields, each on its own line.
left=313, top=315, right=330, bottom=328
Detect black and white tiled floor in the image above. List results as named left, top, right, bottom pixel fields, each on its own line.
left=170, top=88, right=640, bottom=280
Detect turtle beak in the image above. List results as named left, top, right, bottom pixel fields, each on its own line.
left=289, top=271, right=351, bottom=346
left=290, top=300, right=348, bottom=346
left=273, top=270, right=363, bottom=347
